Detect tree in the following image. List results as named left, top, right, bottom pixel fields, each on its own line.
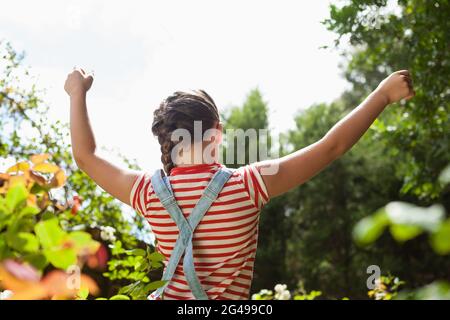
left=222, top=89, right=290, bottom=291
left=324, top=0, right=450, bottom=199
left=0, top=41, right=161, bottom=299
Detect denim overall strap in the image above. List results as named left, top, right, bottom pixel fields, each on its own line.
left=149, top=167, right=233, bottom=300
left=181, top=168, right=233, bottom=299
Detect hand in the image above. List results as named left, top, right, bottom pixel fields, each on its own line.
left=375, top=70, right=415, bottom=104
left=64, top=68, right=94, bottom=97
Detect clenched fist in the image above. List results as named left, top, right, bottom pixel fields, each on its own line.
left=376, top=70, right=415, bottom=104
left=64, top=68, right=94, bottom=97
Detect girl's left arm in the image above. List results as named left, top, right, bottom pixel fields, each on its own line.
left=258, top=70, right=415, bottom=198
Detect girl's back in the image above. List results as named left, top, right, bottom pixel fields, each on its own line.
left=130, top=163, right=268, bottom=300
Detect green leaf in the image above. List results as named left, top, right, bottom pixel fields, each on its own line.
left=353, top=209, right=389, bottom=246
left=19, top=205, right=40, bottom=216
left=8, top=232, right=39, bottom=253
left=438, top=164, right=450, bottom=186
left=35, top=218, right=65, bottom=249
left=24, top=253, right=48, bottom=270
left=45, top=247, right=77, bottom=270
left=430, top=220, right=450, bottom=255
left=144, top=280, right=166, bottom=291
left=109, top=294, right=131, bottom=300
left=77, top=287, right=89, bottom=300
left=385, top=202, right=445, bottom=232
left=68, top=231, right=99, bottom=252
left=396, top=281, right=450, bottom=300
left=389, top=224, right=423, bottom=242
left=6, top=183, right=28, bottom=211
left=127, top=248, right=146, bottom=256
left=149, top=251, right=166, bottom=262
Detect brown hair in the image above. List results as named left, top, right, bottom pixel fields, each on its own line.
left=151, top=90, right=220, bottom=174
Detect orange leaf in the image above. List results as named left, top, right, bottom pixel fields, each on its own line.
left=37, top=193, right=50, bottom=210
left=9, top=175, right=27, bottom=187
left=48, top=170, right=67, bottom=188
left=30, top=154, right=50, bottom=165
left=41, top=270, right=99, bottom=298
left=0, top=261, right=47, bottom=300
left=29, top=170, right=47, bottom=186
left=6, top=161, right=30, bottom=173
left=0, top=173, right=10, bottom=180
left=26, top=194, right=38, bottom=207
left=32, top=162, right=60, bottom=174
left=0, top=173, right=9, bottom=194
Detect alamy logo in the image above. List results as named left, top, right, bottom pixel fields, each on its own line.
left=170, top=121, right=280, bottom=175
left=366, top=265, right=381, bottom=290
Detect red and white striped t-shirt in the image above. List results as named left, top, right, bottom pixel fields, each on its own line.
left=129, top=162, right=269, bottom=300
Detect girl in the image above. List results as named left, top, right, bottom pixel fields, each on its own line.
left=64, top=68, right=414, bottom=300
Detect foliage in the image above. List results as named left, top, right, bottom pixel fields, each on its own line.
left=0, top=41, right=162, bottom=299
left=368, top=275, right=404, bottom=300
left=0, top=157, right=100, bottom=299
left=252, top=283, right=322, bottom=301
left=324, top=0, right=450, bottom=199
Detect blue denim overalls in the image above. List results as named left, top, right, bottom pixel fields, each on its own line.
left=148, top=167, right=233, bottom=300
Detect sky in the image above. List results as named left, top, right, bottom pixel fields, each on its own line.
left=0, top=0, right=348, bottom=172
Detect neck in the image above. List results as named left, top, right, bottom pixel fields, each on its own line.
left=174, top=141, right=219, bottom=166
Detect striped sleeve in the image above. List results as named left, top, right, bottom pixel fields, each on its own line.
left=236, top=164, right=270, bottom=209
left=129, top=172, right=152, bottom=216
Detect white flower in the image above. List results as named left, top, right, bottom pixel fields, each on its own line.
left=100, top=226, right=117, bottom=242
left=278, top=290, right=291, bottom=300
left=274, top=284, right=287, bottom=293
left=260, top=289, right=273, bottom=296
left=375, top=292, right=386, bottom=300
left=0, top=290, right=13, bottom=300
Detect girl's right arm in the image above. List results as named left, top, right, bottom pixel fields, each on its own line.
left=65, top=68, right=139, bottom=206
left=257, top=70, right=414, bottom=198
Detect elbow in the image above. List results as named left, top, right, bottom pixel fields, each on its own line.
left=73, top=155, right=86, bottom=170
left=73, top=153, right=92, bottom=171
left=332, top=143, right=347, bottom=160
left=322, top=136, right=346, bottom=161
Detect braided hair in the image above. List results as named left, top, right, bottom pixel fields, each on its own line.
left=151, top=90, right=220, bottom=174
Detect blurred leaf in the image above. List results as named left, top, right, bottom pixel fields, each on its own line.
left=68, top=231, right=100, bottom=254
left=30, top=154, right=50, bottom=165
left=34, top=218, right=64, bottom=249
left=44, top=247, right=77, bottom=270
left=6, top=161, right=30, bottom=173
left=385, top=202, right=445, bottom=232
left=109, top=294, right=131, bottom=300
left=28, top=170, right=47, bottom=186
left=6, top=182, right=27, bottom=210
left=19, top=205, right=40, bottom=216
left=397, top=281, right=450, bottom=300
left=8, top=232, right=39, bottom=253
left=144, top=280, right=166, bottom=291
left=24, top=253, right=48, bottom=270
left=389, top=224, right=423, bottom=242
left=32, top=163, right=60, bottom=174
left=353, top=209, right=389, bottom=246
left=127, top=248, right=146, bottom=256
left=430, top=219, right=450, bottom=255
left=48, top=170, right=66, bottom=188
left=439, top=164, right=450, bottom=186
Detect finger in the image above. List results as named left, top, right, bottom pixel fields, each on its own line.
left=405, top=89, right=415, bottom=100
left=397, top=70, right=410, bottom=76
left=74, top=67, right=86, bottom=75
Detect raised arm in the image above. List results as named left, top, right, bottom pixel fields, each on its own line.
left=64, top=68, right=139, bottom=205
left=258, top=70, right=415, bottom=198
